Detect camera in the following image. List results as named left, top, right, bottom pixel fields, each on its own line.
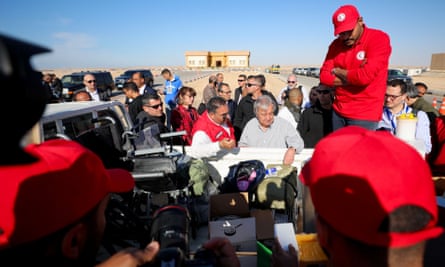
left=150, top=205, right=216, bottom=267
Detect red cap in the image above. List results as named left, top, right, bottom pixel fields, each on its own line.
left=300, top=126, right=443, bottom=247
left=0, top=139, right=134, bottom=248
left=332, top=4, right=360, bottom=36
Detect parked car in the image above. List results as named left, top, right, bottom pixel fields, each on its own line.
left=306, top=67, right=319, bottom=77
left=387, top=69, right=412, bottom=84
left=61, top=71, right=115, bottom=101
left=270, top=64, right=280, bottom=74
left=114, top=69, right=154, bottom=89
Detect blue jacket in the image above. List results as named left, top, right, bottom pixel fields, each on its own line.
left=164, top=75, right=183, bottom=108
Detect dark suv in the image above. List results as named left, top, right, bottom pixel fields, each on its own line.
left=114, top=69, right=154, bottom=89
left=387, top=69, right=412, bottom=84
left=61, top=71, right=115, bottom=101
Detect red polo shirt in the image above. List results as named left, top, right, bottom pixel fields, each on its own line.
left=320, top=25, right=392, bottom=122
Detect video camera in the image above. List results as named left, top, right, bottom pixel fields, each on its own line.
left=149, top=205, right=216, bottom=267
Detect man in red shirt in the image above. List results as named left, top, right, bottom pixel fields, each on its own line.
left=320, top=4, right=392, bottom=130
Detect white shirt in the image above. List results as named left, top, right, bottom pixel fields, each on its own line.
left=277, top=85, right=309, bottom=109
left=139, top=85, right=147, bottom=95
left=278, top=106, right=298, bottom=129
left=87, top=88, right=100, bottom=101
left=189, top=117, right=233, bottom=159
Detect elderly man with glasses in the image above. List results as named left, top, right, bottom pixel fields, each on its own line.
left=377, top=79, right=431, bottom=153
left=233, top=75, right=278, bottom=141
left=277, top=73, right=310, bottom=108
left=77, top=73, right=109, bottom=101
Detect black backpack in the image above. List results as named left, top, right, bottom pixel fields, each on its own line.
left=219, top=160, right=266, bottom=194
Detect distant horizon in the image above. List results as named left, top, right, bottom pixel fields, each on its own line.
left=3, top=1, right=444, bottom=70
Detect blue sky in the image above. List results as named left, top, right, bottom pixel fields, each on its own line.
left=1, top=0, right=444, bottom=69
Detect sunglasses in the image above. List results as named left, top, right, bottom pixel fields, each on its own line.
left=287, top=81, right=296, bottom=83
left=86, top=80, right=96, bottom=83
left=237, top=79, right=246, bottom=82
left=316, top=90, right=331, bottom=95
left=146, top=103, right=163, bottom=109
left=246, top=83, right=258, bottom=87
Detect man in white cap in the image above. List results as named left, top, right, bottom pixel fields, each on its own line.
left=319, top=4, right=392, bottom=131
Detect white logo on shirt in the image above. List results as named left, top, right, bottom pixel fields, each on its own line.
left=337, top=13, right=346, bottom=22
left=356, top=51, right=365, bottom=60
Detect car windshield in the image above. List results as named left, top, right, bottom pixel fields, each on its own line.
left=61, top=75, right=83, bottom=85
left=389, top=69, right=404, bottom=76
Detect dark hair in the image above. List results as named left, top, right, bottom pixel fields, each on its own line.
left=132, top=71, right=145, bottom=80
left=176, top=86, right=196, bottom=104
left=238, top=74, right=247, bottom=80
left=122, top=81, right=139, bottom=93
left=207, top=96, right=227, bottom=114
left=72, top=90, right=92, bottom=101
left=405, top=82, right=420, bottom=98
left=387, top=79, right=407, bottom=94
left=414, top=82, right=428, bottom=90
left=161, top=68, right=171, bottom=75
left=256, top=74, right=266, bottom=87
left=218, top=82, right=230, bottom=92
left=141, top=93, right=161, bottom=105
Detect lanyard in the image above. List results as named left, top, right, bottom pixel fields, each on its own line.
left=384, top=104, right=409, bottom=134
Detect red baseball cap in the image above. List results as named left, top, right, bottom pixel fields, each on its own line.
left=0, top=139, right=135, bottom=249
left=332, top=4, right=360, bottom=36
left=300, top=126, right=443, bottom=247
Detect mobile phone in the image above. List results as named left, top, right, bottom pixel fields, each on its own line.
left=274, top=223, right=298, bottom=252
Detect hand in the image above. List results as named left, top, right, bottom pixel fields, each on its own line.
left=95, top=241, right=160, bottom=267
left=202, top=237, right=240, bottom=267
left=272, top=238, right=299, bottom=267
left=283, top=147, right=296, bottom=165
left=219, top=138, right=236, bottom=150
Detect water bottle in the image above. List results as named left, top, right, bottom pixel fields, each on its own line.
left=265, top=167, right=277, bottom=176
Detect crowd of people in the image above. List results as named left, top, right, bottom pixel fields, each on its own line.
left=4, top=3, right=444, bottom=267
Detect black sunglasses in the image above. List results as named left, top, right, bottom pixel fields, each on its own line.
left=87, top=80, right=96, bottom=83
left=316, top=90, right=331, bottom=95
left=237, top=79, right=245, bottom=82
left=146, top=103, right=163, bottom=109
left=287, top=81, right=296, bottom=83
left=246, top=83, right=258, bottom=87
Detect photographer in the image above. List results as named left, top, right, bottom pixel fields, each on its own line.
left=0, top=33, right=240, bottom=267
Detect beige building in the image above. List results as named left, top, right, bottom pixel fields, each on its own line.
left=431, top=53, right=445, bottom=70
left=185, top=51, right=250, bottom=68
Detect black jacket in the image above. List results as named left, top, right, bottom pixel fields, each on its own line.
left=297, top=101, right=333, bottom=148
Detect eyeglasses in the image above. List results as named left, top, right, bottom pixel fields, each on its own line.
left=316, top=90, right=331, bottom=95
left=287, top=81, right=296, bottom=84
left=146, top=103, right=163, bottom=109
left=246, top=83, right=258, bottom=87
left=86, top=80, right=96, bottom=83
left=385, top=94, right=403, bottom=100
left=220, top=91, right=231, bottom=94
left=237, top=79, right=246, bottom=82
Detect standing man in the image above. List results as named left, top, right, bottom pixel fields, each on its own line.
left=202, top=75, right=218, bottom=105
left=122, top=82, right=144, bottom=123
left=216, top=72, right=224, bottom=88
left=78, top=73, right=109, bottom=101
left=160, top=68, right=183, bottom=130
left=234, top=74, right=247, bottom=105
left=277, top=73, right=309, bottom=108
left=132, top=71, right=157, bottom=96
left=319, top=4, right=392, bottom=130
left=217, top=82, right=237, bottom=121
